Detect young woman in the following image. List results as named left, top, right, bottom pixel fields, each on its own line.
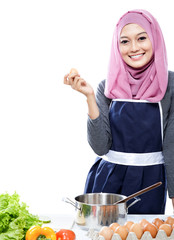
left=64, top=10, right=174, bottom=214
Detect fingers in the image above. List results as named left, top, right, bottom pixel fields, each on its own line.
left=64, top=74, right=69, bottom=85
left=63, top=73, right=80, bottom=86
left=64, top=72, right=93, bottom=96
left=69, top=72, right=80, bottom=79
left=71, top=76, right=86, bottom=91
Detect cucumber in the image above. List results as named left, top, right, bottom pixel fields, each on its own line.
left=39, top=216, right=51, bottom=223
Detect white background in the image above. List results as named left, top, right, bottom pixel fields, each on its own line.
left=0, top=0, right=173, bottom=216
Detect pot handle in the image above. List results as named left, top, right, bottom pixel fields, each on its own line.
left=62, top=197, right=81, bottom=211
left=127, top=197, right=141, bottom=209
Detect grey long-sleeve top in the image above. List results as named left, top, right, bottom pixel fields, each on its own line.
left=87, top=71, right=174, bottom=198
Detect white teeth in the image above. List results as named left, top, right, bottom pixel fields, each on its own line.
left=130, top=54, right=144, bottom=59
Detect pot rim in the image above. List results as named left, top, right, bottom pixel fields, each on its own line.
left=74, top=192, right=127, bottom=206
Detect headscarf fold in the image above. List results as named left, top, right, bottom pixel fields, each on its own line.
left=104, top=10, right=168, bottom=102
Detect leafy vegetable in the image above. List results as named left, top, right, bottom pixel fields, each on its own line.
left=0, top=192, right=42, bottom=240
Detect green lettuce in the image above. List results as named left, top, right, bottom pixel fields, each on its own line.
left=0, top=192, right=42, bottom=240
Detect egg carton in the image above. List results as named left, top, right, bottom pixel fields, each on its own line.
left=86, top=228, right=174, bottom=240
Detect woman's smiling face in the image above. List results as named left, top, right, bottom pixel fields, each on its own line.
left=119, top=23, right=153, bottom=69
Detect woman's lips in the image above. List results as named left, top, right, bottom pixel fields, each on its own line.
left=129, top=53, right=144, bottom=60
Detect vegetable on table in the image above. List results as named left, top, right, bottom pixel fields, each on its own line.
left=0, top=192, right=42, bottom=240
left=56, top=229, right=76, bottom=240
left=25, top=225, right=56, bottom=240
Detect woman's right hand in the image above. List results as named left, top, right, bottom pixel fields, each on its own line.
left=64, top=73, right=94, bottom=98
left=64, top=72, right=100, bottom=119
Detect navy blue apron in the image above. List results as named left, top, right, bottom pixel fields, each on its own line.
left=84, top=99, right=167, bottom=214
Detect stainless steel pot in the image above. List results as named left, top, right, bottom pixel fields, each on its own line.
left=64, top=193, right=140, bottom=230
left=64, top=182, right=162, bottom=230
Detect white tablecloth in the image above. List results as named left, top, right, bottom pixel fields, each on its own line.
left=40, top=213, right=89, bottom=239
left=40, top=214, right=170, bottom=239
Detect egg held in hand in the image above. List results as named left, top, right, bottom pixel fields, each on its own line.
left=69, top=68, right=79, bottom=76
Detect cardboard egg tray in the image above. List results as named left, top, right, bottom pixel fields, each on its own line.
left=87, top=228, right=174, bottom=240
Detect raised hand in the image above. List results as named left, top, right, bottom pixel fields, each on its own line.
left=64, top=68, right=99, bottom=119
left=64, top=69, right=94, bottom=97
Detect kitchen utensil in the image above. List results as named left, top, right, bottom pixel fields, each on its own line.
left=63, top=182, right=162, bottom=230
left=63, top=193, right=140, bottom=230
left=114, top=181, right=162, bottom=205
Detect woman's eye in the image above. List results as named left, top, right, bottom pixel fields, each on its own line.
left=120, top=40, right=129, bottom=44
left=139, top=36, right=146, bottom=41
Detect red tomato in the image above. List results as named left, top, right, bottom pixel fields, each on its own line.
left=56, top=229, right=76, bottom=240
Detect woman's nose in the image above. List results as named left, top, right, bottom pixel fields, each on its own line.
left=131, top=41, right=139, bottom=52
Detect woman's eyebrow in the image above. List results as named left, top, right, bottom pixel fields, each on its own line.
left=120, top=36, right=129, bottom=39
left=120, top=31, right=147, bottom=39
left=137, top=31, right=147, bottom=35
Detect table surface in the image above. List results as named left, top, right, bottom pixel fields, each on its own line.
left=40, top=214, right=171, bottom=239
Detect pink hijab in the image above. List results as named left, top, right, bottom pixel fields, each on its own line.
left=104, top=10, right=168, bottom=102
